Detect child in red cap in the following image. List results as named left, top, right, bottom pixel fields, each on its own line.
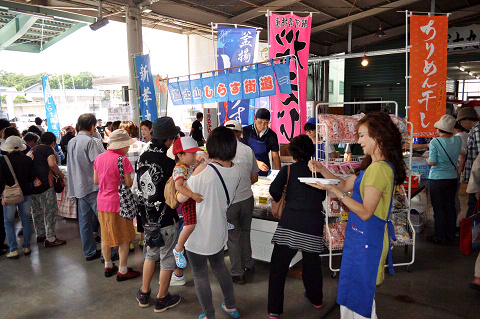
left=172, top=136, right=203, bottom=268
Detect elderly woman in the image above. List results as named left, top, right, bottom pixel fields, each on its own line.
left=267, top=134, right=326, bottom=319
left=308, top=112, right=406, bottom=319
left=0, top=136, right=36, bottom=259
left=179, top=126, right=241, bottom=319
left=426, top=115, right=462, bottom=244
left=94, top=129, right=141, bottom=281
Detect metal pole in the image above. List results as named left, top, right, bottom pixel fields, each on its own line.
left=430, top=0, right=436, bottom=14
left=126, top=5, right=141, bottom=125
left=348, top=22, right=352, bottom=53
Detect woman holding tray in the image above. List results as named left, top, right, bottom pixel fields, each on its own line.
left=267, top=134, right=326, bottom=319
left=308, top=112, right=406, bottom=319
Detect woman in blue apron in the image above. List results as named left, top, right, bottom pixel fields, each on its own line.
left=308, top=112, right=406, bottom=318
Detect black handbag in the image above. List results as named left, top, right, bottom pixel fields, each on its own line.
left=117, top=156, right=138, bottom=220
left=144, top=204, right=167, bottom=248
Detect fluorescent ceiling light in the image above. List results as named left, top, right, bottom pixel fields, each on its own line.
left=459, top=66, right=465, bottom=71
left=469, top=71, right=474, bottom=76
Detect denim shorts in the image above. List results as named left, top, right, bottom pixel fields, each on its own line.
left=145, top=221, right=178, bottom=270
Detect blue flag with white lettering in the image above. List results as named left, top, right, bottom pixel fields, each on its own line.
left=41, top=76, right=61, bottom=138
left=135, top=54, right=158, bottom=121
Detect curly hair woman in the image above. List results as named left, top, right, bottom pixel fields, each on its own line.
left=308, top=112, right=406, bottom=319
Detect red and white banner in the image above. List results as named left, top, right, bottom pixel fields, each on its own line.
left=409, top=15, right=448, bottom=137
left=269, top=13, right=311, bottom=143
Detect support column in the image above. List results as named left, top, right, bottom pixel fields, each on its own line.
left=126, top=5, right=142, bottom=125
left=320, top=61, right=330, bottom=103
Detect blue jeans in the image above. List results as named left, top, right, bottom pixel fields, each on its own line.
left=77, top=191, right=99, bottom=257
left=3, top=196, right=32, bottom=252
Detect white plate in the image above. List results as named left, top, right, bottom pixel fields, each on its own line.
left=298, top=177, right=340, bottom=185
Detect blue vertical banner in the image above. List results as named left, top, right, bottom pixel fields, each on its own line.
left=135, top=54, right=158, bottom=122
left=217, top=26, right=258, bottom=125
left=41, top=76, right=61, bottom=138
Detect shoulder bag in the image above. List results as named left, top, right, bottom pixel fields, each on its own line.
left=1, top=155, right=24, bottom=206
left=38, top=145, right=65, bottom=193
left=144, top=204, right=167, bottom=248
left=271, top=165, right=290, bottom=219
left=117, top=156, right=138, bottom=220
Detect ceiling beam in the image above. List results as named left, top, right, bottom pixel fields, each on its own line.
left=325, top=3, right=480, bottom=55
left=228, top=0, right=302, bottom=24
left=310, top=0, right=421, bottom=34
left=0, top=0, right=96, bottom=23
left=0, top=14, right=38, bottom=51
left=149, top=0, right=229, bottom=26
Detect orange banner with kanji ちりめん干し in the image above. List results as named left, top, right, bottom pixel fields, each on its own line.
left=409, top=15, right=448, bottom=137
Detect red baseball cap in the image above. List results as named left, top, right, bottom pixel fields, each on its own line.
left=172, top=136, right=202, bottom=155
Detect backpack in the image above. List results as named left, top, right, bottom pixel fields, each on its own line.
left=164, top=176, right=180, bottom=209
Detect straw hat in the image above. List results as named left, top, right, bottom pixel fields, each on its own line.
left=434, top=115, right=456, bottom=134
left=1, top=136, right=26, bottom=152
left=107, top=129, right=137, bottom=150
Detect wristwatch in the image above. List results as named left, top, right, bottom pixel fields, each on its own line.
left=338, top=192, right=349, bottom=202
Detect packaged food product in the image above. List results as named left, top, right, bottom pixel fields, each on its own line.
left=330, top=198, right=341, bottom=214
left=324, top=222, right=347, bottom=248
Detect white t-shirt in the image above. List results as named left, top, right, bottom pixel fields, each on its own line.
left=232, top=140, right=259, bottom=203
left=186, top=163, right=241, bottom=255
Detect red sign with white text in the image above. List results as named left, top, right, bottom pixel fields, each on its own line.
left=409, top=15, right=448, bottom=137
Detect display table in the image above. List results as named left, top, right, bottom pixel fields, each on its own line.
left=56, top=167, right=77, bottom=219
left=251, top=179, right=302, bottom=266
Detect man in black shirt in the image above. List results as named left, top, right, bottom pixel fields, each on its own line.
left=190, top=112, right=205, bottom=146
left=136, top=117, right=181, bottom=312
left=96, top=119, right=105, bottom=139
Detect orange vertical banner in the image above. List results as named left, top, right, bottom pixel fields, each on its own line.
left=409, top=15, right=448, bottom=137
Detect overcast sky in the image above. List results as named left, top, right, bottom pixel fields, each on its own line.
left=0, top=20, right=189, bottom=78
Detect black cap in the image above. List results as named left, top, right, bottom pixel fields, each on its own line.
left=255, top=108, right=270, bottom=120
left=151, top=117, right=179, bottom=139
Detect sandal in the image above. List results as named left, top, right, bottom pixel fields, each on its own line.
left=221, top=302, right=239, bottom=318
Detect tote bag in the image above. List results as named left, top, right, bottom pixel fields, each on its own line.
left=460, top=199, right=480, bottom=255
left=117, top=156, right=137, bottom=220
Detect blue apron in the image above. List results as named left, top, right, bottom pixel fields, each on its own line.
left=247, top=125, right=270, bottom=177
left=336, top=161, right=396, bottom=318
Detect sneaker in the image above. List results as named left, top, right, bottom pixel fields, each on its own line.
left=173, top=246, right=187, bottom=268
left=116, top=268, right=141, bottom=281
left=104, top=263, right=119, bottom=277
left=36, top=236, right=46, bottom=243
left=268, top=314, right=280, bottom=319
left=23, top=248, right=31, bottom=255
left=129, top=242, right=135, bottom=252
left=138, top=240, right=144, bottom=248
left=86, top=249, right=102, bottom=261
left=232, top=275, right=246, bottom=285
left=154, top=292, right=181, bottom=313
left=6, top=251, right=19, bottom=259
left=137, top=288, right=151, bottom=308
left=170, top=273, right=186, bottom=286
left=44, top=236, right=67, bottom=247
left=304, top=291, right=322, bottom=309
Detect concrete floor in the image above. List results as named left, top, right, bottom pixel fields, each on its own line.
left=1, top=188, right=479, bottom=319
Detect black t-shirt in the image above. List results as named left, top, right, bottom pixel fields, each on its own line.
left=97, top=126, right=105, bottom=139
left=136, top=143, right=179, bottom=227
left=29, top=144, right=55, bottom=194
left=0, top=152, right=36, bottom=196
left=191, top=120, right=203, bottom=142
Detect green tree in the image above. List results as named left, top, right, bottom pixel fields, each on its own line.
left=1, top=95, right=6, bottom=104
left=13, top=95, right=28, bottom=103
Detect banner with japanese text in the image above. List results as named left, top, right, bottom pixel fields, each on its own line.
left=217, top=26, right=258, bottom=125
left=155, top=75, right=168, bottom=117
left=41, top=76, right=61, bottom=138
left=409, top=15, right=448, bottom=137
left=167, top=61, right=289, bottom=106
left=135, top=54, right=158, bottom=122
left=269, top=13, right=311, bottom=143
